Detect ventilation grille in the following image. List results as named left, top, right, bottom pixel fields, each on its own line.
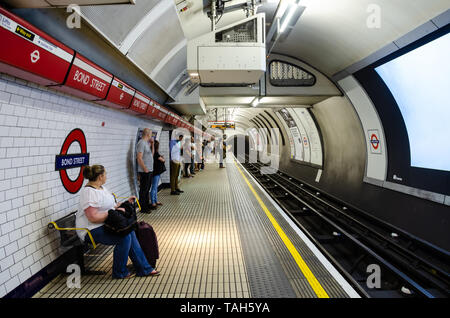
left=215, top=18, right=257, bottom=43
left=269, top=60, right=316, bottom=87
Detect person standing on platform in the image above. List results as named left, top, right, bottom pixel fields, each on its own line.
left=150, top=140, right=165, bottom=209
left=183, top=137, right=192, bottom=178
left=190, top=136, right=196, bottom=175
left=170, top=134, right=184, bottom=195
left=219, top=138, right=226, bottom=168
left=137, top=128, right=154, bottom=213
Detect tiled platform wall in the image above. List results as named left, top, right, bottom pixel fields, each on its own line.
left=0, top=74, right=164, bottom=297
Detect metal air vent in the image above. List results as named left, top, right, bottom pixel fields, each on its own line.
left=269, top=60, right=316, bottom=87
left=215, top=18, right=257, bottom=43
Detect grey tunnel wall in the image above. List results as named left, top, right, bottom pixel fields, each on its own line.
left=275, top=96, right=450, bottom=251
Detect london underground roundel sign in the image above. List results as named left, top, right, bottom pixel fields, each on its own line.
left=55, top=128, right=89, bottom=194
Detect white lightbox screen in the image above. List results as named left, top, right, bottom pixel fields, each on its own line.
left=375, top=33, right=450, bottom=172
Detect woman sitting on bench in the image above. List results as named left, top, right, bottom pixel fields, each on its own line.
left=76, top=164, right=160, bottom=279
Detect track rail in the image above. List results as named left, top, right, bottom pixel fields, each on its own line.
left=241, top=159, right=450, bottom=298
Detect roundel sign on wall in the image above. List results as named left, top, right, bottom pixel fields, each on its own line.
left=55, top=128, right=90, bottom=194
left=368, top=129, right=382, bottom=154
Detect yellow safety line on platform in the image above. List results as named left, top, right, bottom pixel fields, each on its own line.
left=234, top=161, right=330, bottom=298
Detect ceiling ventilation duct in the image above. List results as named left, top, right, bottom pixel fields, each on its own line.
left=187, top=12, right=266, bottom=87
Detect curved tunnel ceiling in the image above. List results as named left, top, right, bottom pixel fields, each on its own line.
left=74, top=0, right=449, bottom=115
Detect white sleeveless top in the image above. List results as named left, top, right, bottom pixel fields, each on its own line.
left=76, top=185, right=115, bottom=240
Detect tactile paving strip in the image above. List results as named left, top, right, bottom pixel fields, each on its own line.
left=227, top=163, right=304, bottom=298
left=230, top=161, right=349, bottom=298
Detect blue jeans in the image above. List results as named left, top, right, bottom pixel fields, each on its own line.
left=90, top=226, right=153, bottom=278
left=150, top=174, right=160, bottom=205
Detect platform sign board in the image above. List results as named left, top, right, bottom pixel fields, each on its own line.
left=292, top=108, right=323, bottom=167
left=98, top=77, right=135, bottom=109
left=158, top=106, right=169, bottom=122
left=130, top=91, right=149, bottom=114
left=288, top=109, right=310, bottom=163
left=55, top=153, right=89, bottom=171
left=368, top=129, right=382, bottom=154
left=145, top=100, right=168, bottom=121
left=278, top=108, right=304, bottom=161
left=56, top=128, right=89, bottom=194
left=276, top=111, right=295, bottom=159
left=59, top=54, right=112, bottom=101
left=0, top=8, right=74, bottom=86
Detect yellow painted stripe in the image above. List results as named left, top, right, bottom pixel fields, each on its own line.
left=234, top=161, right=330, bottom=298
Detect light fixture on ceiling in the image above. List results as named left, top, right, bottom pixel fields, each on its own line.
left=266, top=0, right=304, bottom=55
left=188, top=72, right=200, bottom=83
left=280, top=5, right=297, bottom=32
left=251, top=97, right=260, bottom=107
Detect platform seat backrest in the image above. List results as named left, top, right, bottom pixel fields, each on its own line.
left=54, top=211, right=82, bottom=247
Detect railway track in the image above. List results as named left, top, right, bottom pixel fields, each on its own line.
left=241, top=159, right=450, bottom=298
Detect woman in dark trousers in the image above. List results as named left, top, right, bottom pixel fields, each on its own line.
left=150, top=140, right=165, bottom=209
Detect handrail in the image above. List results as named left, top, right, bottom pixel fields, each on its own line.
left=111, top=193, right=141, bottom=211
left=48, top=221, right=97, bottom=249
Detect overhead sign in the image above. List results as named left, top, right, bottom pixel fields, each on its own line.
left=58, top=54, right=113, bottom=100
left=56, top=128, right=89, bottom=194
left=130, top=91, right=149, bottom=114
left=210, top=123, right=235, bottom=129
left=0, top=8, right=74, bottom=86
left=98, top=77, right=135, bottom=109
left=146, top=101, right=167, bottom=121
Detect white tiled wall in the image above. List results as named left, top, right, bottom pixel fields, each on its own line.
left=0, top=74, right=164, bottom=297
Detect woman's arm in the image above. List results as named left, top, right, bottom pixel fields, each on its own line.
left=158, top=156, right=165, bottom=163
left=84, top=206, right=108, bottom=223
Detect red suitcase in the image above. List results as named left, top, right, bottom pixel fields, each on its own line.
left=135, top=221, right=159, bottom=268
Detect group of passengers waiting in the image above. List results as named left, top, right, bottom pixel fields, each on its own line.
left=75, top=128, right=226, bottom=279
left=169, top=133, right=219, bottom=193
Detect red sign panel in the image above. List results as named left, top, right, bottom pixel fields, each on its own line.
left=145, top=100, right=161, bottom=119
left=0, top=8, right=74, bottom=86
left=129, top=91, right=149, bottom=114
left=165, top=113, right=176, bottom=125
left=146, top=101, right=167, bottom=121
left=55, top=54, right=112, bottom=101
left=156, top=104, right=168, bottom=121
left=97, top=77, right=135, bottom=109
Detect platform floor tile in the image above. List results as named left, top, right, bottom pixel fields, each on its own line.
left=34, top=165, right=251, bottom=298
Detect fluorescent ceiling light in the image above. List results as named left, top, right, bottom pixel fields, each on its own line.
left=280, top=4, right=297, bottom=32
left=189, top=72, right=199, bottom=77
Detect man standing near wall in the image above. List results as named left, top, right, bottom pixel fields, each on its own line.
left=170, top=134, right=184, bottom=195
left=137, top=128, right=154, bottom=213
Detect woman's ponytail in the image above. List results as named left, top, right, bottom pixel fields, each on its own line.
left=83, top=165, right=105, bottom=181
